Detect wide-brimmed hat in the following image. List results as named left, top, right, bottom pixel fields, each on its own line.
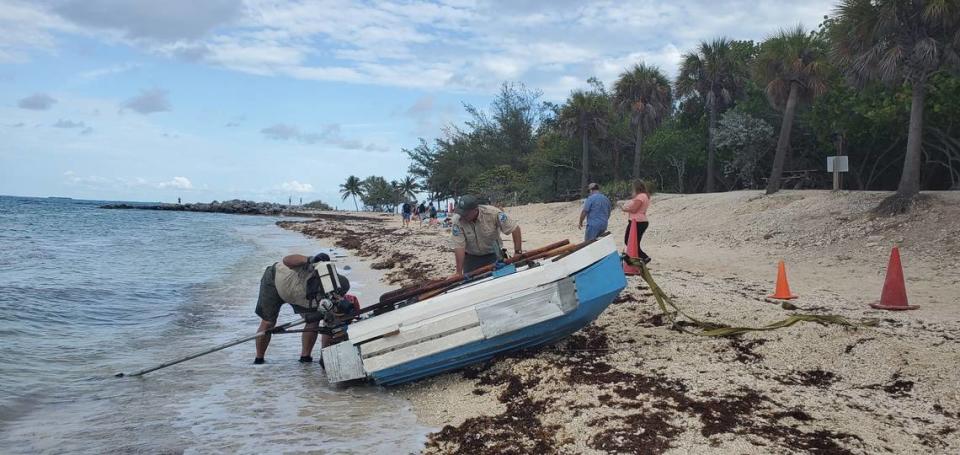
left=588, top=182, right=600, bottom=190
left=455, top=195, right=480, bottom=215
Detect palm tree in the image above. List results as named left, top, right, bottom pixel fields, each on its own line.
left=559, top=89, right=609, bottom=194
left=397, top=175, right=420, bottom=201
left=614, top=63, right=673, bottom=179
left=755, top=26, right=829, bottom=195
left=676, top=38, right=749, bottom=192
left=339, top=175, right=363, bottom=211
left=831, top=0, right=960, bottom=212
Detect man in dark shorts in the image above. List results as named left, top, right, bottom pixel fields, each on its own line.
left=254, top=252, right=350, bottom=364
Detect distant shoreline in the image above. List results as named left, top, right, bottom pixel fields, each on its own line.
left=100, top=199, right=324, bottom=218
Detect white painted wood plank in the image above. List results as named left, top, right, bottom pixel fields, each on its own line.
left=348, top=323, right=399, bottom=344
left=359, top=309, right=480, bottom=357
left=477, top=285, right=564, bottom=338
left=322, top=342, right=366, bottom=383
left=362, top=326, right=485, bottom=373
left=557, top=277, right=579, bottom=314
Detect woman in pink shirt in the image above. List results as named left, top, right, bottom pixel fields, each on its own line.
left=619, top=180, right=651, bottom=264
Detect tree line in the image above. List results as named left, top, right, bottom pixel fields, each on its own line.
left=396, top=0, right=959, bottom=214
left=338, top=174, right=422, bottom=212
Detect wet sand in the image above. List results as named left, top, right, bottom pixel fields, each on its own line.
left=281, top=190, right=960, bottom=454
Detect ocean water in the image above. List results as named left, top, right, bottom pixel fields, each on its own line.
left=0, top=196, right=430, bottom=454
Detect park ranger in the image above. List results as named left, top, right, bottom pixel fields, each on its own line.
left=449, top=195, right=523, bottom=275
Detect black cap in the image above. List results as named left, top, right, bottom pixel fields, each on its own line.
left=311, top=252, right=331, bottom=263
left=455, top=195, right=480, bottom=215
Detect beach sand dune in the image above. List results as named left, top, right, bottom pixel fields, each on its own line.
left=282, top=190, right=960, bottom=454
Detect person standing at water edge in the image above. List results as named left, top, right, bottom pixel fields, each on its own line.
left=619, top=180, right=652, bottom=264
left=579, top=182, right=611, bottom=241
left=254, top=252, right=350, bottom=364
left=449, top=195, right=523, bottom=274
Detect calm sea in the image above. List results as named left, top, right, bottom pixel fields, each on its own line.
left=0, top=196, right=429, bottom=454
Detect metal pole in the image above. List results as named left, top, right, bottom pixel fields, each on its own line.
left=833, top=133, right=843, bottom=191
left=116, top=318, right=307, bottom=377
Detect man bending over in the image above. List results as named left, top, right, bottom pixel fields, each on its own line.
left=253, top=252, right=350, bottom=364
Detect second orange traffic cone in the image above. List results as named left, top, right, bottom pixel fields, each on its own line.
left=869, top=246, right=918, bottom=311
left=768, top=260, right=798, bottom=300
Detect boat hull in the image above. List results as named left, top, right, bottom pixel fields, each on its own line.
left=368, top=251, right=626, bottom=385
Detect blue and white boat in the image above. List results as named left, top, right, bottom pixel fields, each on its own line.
left=321, top=235, right=627, bottom=385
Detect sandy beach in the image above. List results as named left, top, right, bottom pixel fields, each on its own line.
left=281, top=190, right=960, bottom=454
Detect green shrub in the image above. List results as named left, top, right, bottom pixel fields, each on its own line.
left=602, top=179, right=657, bottom=201
left=304, top=200, right=333, bottom=210
left=467, top=165, right=531, bottom=206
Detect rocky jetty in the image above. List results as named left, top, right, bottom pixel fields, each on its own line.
left=100, top=199, right=290, bottom=216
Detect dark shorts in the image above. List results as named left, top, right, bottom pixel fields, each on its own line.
left=254, top=265, right=319, bottom=323
left=402, top=213, right=411, bottom=220
left=464, top=253, right=498, bottom=274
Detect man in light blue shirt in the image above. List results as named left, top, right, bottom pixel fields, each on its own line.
left=579, top=182, right=612, bottom=241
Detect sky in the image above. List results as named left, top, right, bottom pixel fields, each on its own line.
left=0, top=0, right=835, bottom=205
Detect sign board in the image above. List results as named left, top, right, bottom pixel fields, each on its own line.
left=827, top=156, right=849, bottom=173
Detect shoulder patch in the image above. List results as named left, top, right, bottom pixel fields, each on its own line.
left=452, top=225, right=461, bottom=236
left=498, top=212, right=508, bottom=222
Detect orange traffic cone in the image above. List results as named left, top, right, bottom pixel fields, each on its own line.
left=623, top=220, right=641, bottom=276
left=869, top=247, right=918, bottom=311
left=767, top=260, right=798, bottom=300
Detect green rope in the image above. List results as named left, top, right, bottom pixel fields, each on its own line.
left=623, top=255, right=877, bottom=336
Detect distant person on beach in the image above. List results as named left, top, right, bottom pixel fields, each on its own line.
left=618, top=180, right=652, bottom=264
left=449, top=195, right=523, bottom=275
left=253, top=252, right=351, bottom=364
left=579, top=182, right=611, bottom=241
left=177, top=197, right=181, bottom=204
left=429, top=203, right=438, bottom=226
left=401, top=202, right=412, bottom=227
left=417, top=202, right=427, bottom=226
left=411, top=201, right=420, bottom=223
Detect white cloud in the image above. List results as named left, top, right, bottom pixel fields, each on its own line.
left=121, top=88, right=171, bottom=114
left=64, top=171, right=112, bottom=186
left=280, top=180, right=314, bottom=193
left=5, top=0, right=836, bottom=97
left=79, top=62, right=141, bottom=80
left=62, top=171, right=196, bottom=191
left=18, top=93, right=57, bottom=110
left=52, top=0, right=242, bottom=41
left=0, top=1, right=75, bottom=63
left=52, top=119, right=86, bottom=128
left=260, top=123, right=300, bottom=141
left=158, top=176, right=193, bottom=189
left=260, top=122, right=388, bottom=152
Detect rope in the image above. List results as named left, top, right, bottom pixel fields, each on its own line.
left=622, top=255, right=878, bottom=336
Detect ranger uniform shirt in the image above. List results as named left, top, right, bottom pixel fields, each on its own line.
left=273, top=261, right=322, bottom=309
left=448, top=205, right=518, bottom=256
